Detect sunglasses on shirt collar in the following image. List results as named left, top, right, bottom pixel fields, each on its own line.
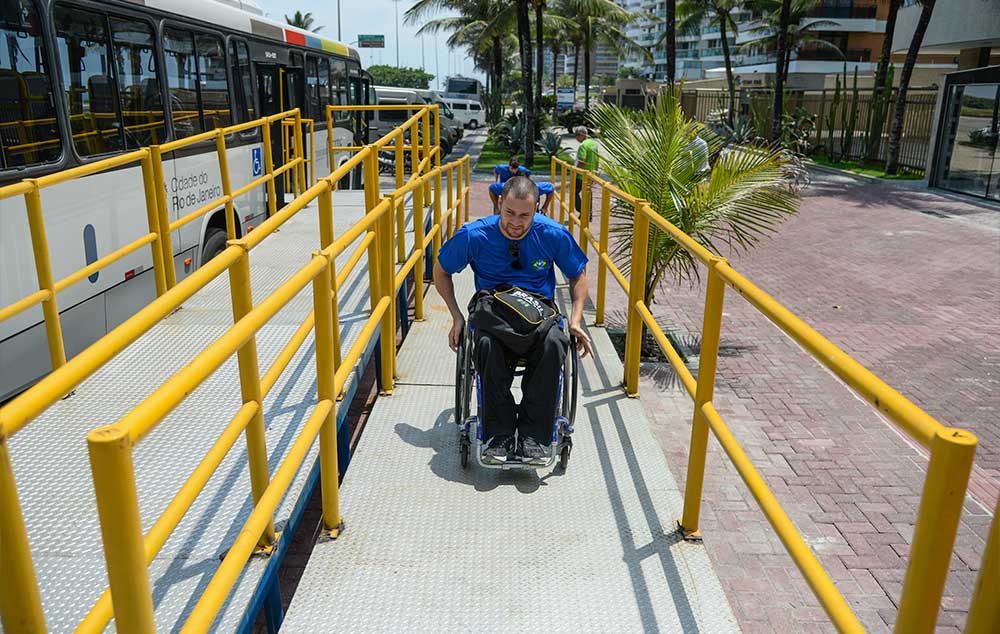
left=508, top=241, right=522, bottom=270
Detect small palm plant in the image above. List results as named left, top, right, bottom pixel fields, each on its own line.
left=536, top=130, right=565, bottom=163
left=589, top=89, right=803, bottom=305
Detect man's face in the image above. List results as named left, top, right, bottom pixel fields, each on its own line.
left=498, top=195, right=537, bottom=240
left=576, top=132, right=586, bottom=142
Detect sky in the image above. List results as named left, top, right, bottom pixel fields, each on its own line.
left=255, top=0, right=486, bottom=88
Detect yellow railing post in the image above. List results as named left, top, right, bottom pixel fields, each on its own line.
left=0, top=438, right=47, bottom=634
left=412, top=188, right=426, bottom=321
left=312, top=252, right=343, bottom=537
left=454, top=161, right=463, bottom=233
left=623, top=201, right=650, bottom=397
left=595, top=188, right=611, bottom=326
left=559, top=163, right=569, bottom=225
left=326, top=106, right=334, bottom=177
left=445, top=163, right=454, bottom=230
left=149, top=145, right=177, bottom=288
left=395, top=134, right=405, bottom=264
left=579, top=173, right=592, bottom=254
left=432, top=106, right=441, bottom=169
left=550, top=155, right=556, bottom=187
left=432, top=164, right=442, bottom=260
left=227, top=245, right=277, bottom=549
left=363, top=148, right=382, bottom=314
left=261, top=122, right=278, bottom=216
left=894, top=428, right=977, bottom=634
left=409, top=115, right=419, bottom=185
left=679, top=257, right=727, bottom=540
left=423, top=109, right=432, bottom=203
left=23, top=181, right=66, bottom=373
left=464, top=156, right=470, bottom=224
left=139, top=152, right=167, bottom=297
left=317, top=184, right=343, bottom=388
left=215, top=130, right=237, bottom=239
left=966, top=496, right=1000, bottom=634
left=87, top=425, right=155, bottom=632
left=294, top=109, right=306, bottom=194
left=397, top=171, right=409, bottom=265
left=377, top=196, right=396, bottom=395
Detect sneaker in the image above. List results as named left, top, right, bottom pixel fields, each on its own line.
left=482, top=435, right=513, bottom=463
left=519, top=437, right=550, bottom=464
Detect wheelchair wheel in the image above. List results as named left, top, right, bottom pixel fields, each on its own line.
left=454, top=329, right=466, bottom=425
left=561, top=335, right=579, bottom=423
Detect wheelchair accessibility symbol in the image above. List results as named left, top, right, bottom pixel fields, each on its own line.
left=251, top=147, right=263, bottom=177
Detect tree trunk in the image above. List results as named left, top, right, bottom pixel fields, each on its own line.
left=864, top=0, right=899, bottom=163
left=719, top=11, right=735, bottom=127
left=535, top=1, right=544, bottom=120
left=491, top=37, right=504, bottom=124
left=584, top=23, right=592, bottom=111
left=572, top=43, right=580, bottom=102
left=666, top=0, right=676, bottom=84
left=771, top=0, right=791, bottom=141
left=517, top=0, right=535, bottom=164
left=886, top=0, right=935, bottom=174
left=552, top=44, right=559, bottom=92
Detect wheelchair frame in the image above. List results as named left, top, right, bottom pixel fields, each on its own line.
left=454, top=319, right=579, bottom=471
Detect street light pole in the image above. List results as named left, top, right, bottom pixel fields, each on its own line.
left=337, top=0, right=341, bottom=41
left=394, top=0, right=400, bottom=67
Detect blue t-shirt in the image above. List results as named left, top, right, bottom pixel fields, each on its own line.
left=438, top=214, right=587, bottom=298
left=494, top=164, right=531, bottom=182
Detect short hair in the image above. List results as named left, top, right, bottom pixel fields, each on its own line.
left=500, top=175, right=539, bottom=206
left=573, top=125, right=588, bottom=136
left=508, top=156, right=520, bottom=169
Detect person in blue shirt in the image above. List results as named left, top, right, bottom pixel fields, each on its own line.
left=489, top=157, right=531, bottom=213
left=434, top=176, right=593, bottom=464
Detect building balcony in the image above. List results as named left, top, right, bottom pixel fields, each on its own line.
left=796, top=47, right=872, bottom=61
left=806, top=3, right=878, bottom=19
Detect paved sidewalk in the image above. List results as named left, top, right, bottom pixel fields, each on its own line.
left=587, top=171, right=998, bottom=633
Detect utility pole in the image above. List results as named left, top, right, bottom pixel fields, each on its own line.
left=337, top=0, right=341, bottom=41
left=435, top=33, right=441, bottom=89
left=422, top=34, right=426, bottom=70
left=394, top=0, right=400, bottom=67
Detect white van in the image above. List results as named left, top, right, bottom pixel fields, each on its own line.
left=372, top=86, right=453, bottom=156
left=444, top=98, right=485, bottom=129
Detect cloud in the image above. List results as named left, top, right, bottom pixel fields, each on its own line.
left=256, top=0, right=486, bottom=87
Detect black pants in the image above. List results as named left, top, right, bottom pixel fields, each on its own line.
left=474, top=324, right=569, bottom=445
left=574, top=175, right=583, bottom=212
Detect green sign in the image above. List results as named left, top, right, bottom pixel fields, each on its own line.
left=358, top=34, right=385, bottom=49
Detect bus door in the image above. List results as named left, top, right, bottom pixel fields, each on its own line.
left=280, top=62, right=305, bottom=196
left=255, top=63, right=285, bottom=207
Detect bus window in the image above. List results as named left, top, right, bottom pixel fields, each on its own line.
left=0, top=0, right=61, bottom=169
left=195, top=33, right=230, bottom=129
left=331, top=59, right=349, bottom=124
left=54, top=5, right=123, bottom=157
left=163, top=28, right=201, bottom=138
left=230, top=39, right=256, bottom=127
left=111, top=17, right=165, bottom=147
left=378, top=101, right=407, bottom=123
left=318, top=57, right=330, bottom=125
left=306, top=55, right=320, bottom=118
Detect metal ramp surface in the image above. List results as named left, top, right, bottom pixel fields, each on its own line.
left=282, top=272, right=740, bottom=633
left=6, top=190, right=405, bottom=632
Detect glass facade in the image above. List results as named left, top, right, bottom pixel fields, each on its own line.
left=933, top=68, right=1000, bottom=201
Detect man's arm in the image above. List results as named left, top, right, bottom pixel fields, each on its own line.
left=433, top=259, right=466, bottom=351
left=567, top=273, right=594, bottom=358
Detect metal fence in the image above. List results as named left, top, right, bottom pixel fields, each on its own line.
left=680, top=88, right=939, bottom=174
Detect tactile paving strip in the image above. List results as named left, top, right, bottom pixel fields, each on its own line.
left=282, top=274, right=740, bottom=633
left=7, top=193, right=380, bottom=632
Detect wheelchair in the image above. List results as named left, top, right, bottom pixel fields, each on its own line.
left=454, top=318, right=579, bottom=472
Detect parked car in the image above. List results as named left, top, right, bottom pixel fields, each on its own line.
left=414, top=88, right=463, bottom=148
left=442, top=97, right=485, bottom=129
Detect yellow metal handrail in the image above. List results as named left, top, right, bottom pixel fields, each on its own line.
left=0, top=107, right=368, bottom=633
left=551, top=154, right=979, bottom=634
left=51, top=104, right=468, bottom=632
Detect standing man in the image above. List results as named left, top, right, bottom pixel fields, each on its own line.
left=573, top=126, right=599, bottom=214
left=433, top=176, right=594, bottom=463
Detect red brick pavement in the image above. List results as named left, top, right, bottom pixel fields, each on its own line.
left=463, top=173, right=998, bottom=632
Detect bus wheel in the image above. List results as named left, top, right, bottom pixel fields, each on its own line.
left=468, top=120, right=478, bottom=129
left=201, top=228, right=228, bottom=265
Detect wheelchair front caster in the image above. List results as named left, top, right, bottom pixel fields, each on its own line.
left=558, top=444, right=571, bottom=472
left=460, top=435, right=470, bottom=469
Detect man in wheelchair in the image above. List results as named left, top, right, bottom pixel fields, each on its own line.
left=433, top=176, right=594, bottom=464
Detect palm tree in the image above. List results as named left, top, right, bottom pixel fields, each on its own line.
left=740, top=2, right=842, bottom=80
left=515, top=0, right=536, bottom=164
left=555, top=0, right=648, bottom=111
left=864, top=0, right=900, bottom=164
left=405, top=0, right=513, bottom=125
left=771, top=0, right=791, bottom=140
left=589, top=89, right=801, bottom=303
left=885, top=0, right=935, bottom=175
left=676, top=0, right=742, bottom=127
left=534, top=0, right=545, bottom=121
left=285, top=11, right=323, bottom=32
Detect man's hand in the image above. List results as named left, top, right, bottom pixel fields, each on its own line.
left=568, top=321, right=593, bottom=359
left=449, top=315, right=466, bottom=352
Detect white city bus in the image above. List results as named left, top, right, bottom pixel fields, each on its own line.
left=0, top=0, right=370, bottom=399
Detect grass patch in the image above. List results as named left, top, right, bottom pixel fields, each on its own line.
left=810, top=154, right=924, bottom=180
left=474, top=137, right=572, bottom=175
